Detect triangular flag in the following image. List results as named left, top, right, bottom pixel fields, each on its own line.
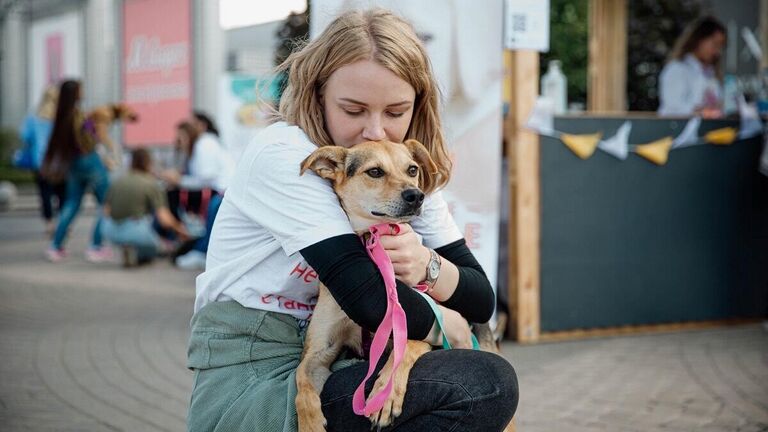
left=738, top=96, right=764, bottom=139
left=561, top=132, right=602, bottom=159
left=598, top=121, right=631, bottom=160
left=704, top=127, right=738, bottom=145
left=672, top=117, right=702, bottom=148
left=635, top=136, right=673, bottom=165
left=524, top=97, right=556, bottom=136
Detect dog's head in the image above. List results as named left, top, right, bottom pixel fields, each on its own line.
left=300, top=139, right=438, bottom=232
left=113, top=103, right=139, bottom=122
left=89, top=103, right=140, bottom=124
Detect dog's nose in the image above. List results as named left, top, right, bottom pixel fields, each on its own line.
left=401, top=189, right=425, bottom=206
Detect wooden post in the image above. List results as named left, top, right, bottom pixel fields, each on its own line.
left=761, top=0, right=768, bottom=70
left=505, top=50, right=541, bottom=343
left=588, top=0, right=627, bottom=112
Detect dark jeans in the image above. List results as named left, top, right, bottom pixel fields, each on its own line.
left=320, top=349, right=518, bottom=431
left=192, top=192, right=223, bottom=253
left=34, top=170, right=66, bottom=221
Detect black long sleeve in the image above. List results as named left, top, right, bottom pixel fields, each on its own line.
left=435, top=239, right=496, bottom=323
left=300, top=235, right=496, bottom=340
left=300, top=234, right=436, bottom=340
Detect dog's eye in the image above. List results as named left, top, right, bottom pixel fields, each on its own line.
left=366, top=168, right=385, bottom=178
left=407, top=165, right=418, bottom=177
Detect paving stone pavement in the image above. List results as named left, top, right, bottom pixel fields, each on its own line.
left=1, top=206, right=767, bottom=431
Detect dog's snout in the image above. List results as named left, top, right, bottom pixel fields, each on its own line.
left=401, top=189, right=425, bottom=205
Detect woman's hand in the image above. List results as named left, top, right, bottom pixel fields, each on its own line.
left=423, top=305, right=473, bottom=349
left=158, top=169, right=181, bottom=186
left=378, top=223, right=430, bottom=287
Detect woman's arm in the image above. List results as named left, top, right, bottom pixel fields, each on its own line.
left=300, top=234, right=437, bottom=340
left=380, top=225, right=495, bottom=324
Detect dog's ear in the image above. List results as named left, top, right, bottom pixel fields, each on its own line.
left=403, top=139, right=438, bottom=193
left=300, top=146, right=348, bottom=181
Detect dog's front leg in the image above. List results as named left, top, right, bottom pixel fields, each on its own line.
left=296, top=286, right=358, bottom=432
left=368, top=340, right=432, bottom=428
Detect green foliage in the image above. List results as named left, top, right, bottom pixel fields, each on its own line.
left=541, top=0, right=589, bottom=106
left=0, top=127, right=20, bottom=165
left=0, top=127, right=33, bottom=184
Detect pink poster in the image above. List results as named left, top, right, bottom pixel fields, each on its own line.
left=123, top=0, right=192, bottom=147
left=45, top=34, right=63, bottom=85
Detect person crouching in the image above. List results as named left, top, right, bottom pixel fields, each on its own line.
left=102, top=149, right=189, bottom=267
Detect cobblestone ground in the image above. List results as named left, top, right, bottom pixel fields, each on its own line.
left=1, top=203, right=767, bottom=431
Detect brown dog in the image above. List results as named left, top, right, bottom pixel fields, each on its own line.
left=295, top=139, right=506, bottom=431
left=88, top=103, right=139, bottom=169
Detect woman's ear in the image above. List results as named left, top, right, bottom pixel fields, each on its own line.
left=300, top=146, right=348, bottom=182
left=403, top=139, right=438, bottom=193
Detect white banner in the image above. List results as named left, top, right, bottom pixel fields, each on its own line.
left=27, top=12, right=83, bottom=108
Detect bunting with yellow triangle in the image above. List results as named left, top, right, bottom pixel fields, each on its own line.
left=524, top=97, right=765, bottom=166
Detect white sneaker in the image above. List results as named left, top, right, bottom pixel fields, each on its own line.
left=176, top=250, right=207, bottom=270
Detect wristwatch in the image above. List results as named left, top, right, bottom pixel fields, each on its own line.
left=419, top=248, right=441, bottom=293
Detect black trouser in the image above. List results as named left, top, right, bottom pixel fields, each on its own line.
left=320, top=349, right=519, bottom=431
left=34, top=171, right=66, bottom=221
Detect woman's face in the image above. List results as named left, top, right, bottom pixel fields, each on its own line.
left=322, top=60, right=416, bottom=148
left=176, top=129, right=191, bottom=152
left=191, top=118, right=205, bottom=134
left=694, top=31, right=725, bottom=65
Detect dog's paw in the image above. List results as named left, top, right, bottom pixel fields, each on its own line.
left=368, top=397, right=400, bottom=429
left=366, top=374, right=406, bottom=428
left=296, top=392, right=328, bottom=432
left=297, top=412, right=327, bottom=432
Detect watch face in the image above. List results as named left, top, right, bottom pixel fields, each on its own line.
left=428, top=261, right=440, bottom=279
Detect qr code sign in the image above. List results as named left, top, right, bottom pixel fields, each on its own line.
left=512, top=14, right=526, bottom=32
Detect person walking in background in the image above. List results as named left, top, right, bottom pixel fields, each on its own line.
left=658, top=16, right=727, bottom=118
left=15, top=85, right=65, bottom=235
left=40, top=79, right=134, bottom=263
left=102, top=149, right=189, bottom=267
left=160, top=119, right=233, bottom=270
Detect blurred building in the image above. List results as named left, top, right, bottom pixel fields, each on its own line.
left=0, top=0, right=223, bottom=148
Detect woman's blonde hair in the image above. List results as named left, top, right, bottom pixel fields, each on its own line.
left=37, top=85, right=59, bottom=120
left=276, top=8, right=451, bottom=192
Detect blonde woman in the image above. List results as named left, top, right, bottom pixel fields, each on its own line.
left=187, top=9, right=518, bottom=432
left=17, top=85, right=65, bottom=234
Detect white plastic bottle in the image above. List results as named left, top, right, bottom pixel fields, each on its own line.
left=722, top=74, right=738, bottom=116
left=541, top=60, right=567, bottom=114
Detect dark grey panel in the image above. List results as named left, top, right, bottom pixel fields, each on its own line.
left=540, top=117, right=768, bottom=331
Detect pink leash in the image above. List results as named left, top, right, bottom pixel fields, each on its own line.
left=352, top=223, right=408, bottom=416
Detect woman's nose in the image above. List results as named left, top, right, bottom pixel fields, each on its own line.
left=362, top=118, right=386, bottom=141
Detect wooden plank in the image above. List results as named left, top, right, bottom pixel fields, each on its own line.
left=761, top=0, right=768, bottom=70
left=505, top=50, right=541, bottom=343
left=587, top=0, right=627, bottom=112
left=536, top=319, right=762, bottom=343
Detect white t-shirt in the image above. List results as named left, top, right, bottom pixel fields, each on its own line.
left=194, top=122, right=462, bottom=325
left=180, top=132, right=235, bottom=192
left=658, top=54, right=722, bottom=117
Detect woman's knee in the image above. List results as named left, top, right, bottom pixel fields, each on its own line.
left=415, top=350, right=518, bottom=416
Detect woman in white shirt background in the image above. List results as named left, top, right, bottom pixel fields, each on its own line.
left=160, top=113, right=234, bottom=269
left=658, top=16, right=727, bottom=118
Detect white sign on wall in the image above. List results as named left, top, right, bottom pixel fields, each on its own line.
left=28, top=12, right=83, bottom=108
left=504, top=0, right=550, bottom=52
